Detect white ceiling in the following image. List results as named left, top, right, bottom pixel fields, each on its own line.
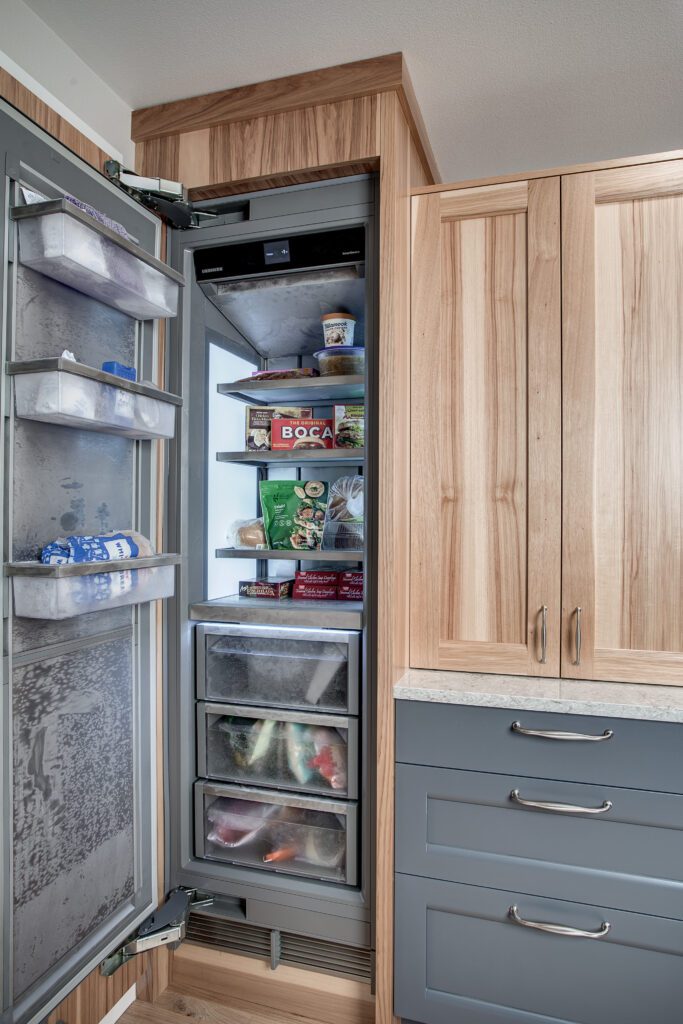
left=23, top=0, right=683, bottom=182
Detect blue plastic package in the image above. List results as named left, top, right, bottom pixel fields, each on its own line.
left=41, top=532, right=140, bottom=565
left=102, top=361, right=137, bottom=381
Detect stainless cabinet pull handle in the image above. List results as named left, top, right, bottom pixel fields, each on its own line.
left=511, top=721, right=613, bottom=742
left=510, top=789, right=612, bottom=815
left=509, top=905, right=610, bottom=939
left=573, top=605, right=582, bottom=665
left=539, top=605, right=548, bottom=664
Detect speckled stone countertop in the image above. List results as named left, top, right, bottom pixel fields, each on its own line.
left=394, top=669, right=683, bottom=723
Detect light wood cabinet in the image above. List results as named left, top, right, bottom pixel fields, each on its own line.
left=410, top=178, right=562, bottom=675
left=411, top=157, right=683, bottom=685
left=562, top=160, right=683, bottom=684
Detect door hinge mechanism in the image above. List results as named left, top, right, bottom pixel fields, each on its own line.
left=100, top=888, right=213, bottom=975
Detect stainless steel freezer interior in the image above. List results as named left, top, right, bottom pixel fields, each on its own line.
left=0, top=100, right=176, bottom=1024
left=166, top=176, right=377, bottom=954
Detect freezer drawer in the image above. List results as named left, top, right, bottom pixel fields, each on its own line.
left=196, top=623, right=360, bottom=714
left=197, top=703, right=358, bottom=798
left=195, top=781, right=358, bottom=885
left=395, top=873, right=683, bottom=1024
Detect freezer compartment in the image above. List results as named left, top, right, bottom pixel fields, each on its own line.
left=11, top=363, right=178, bottom=439
left=9, top=559, right=177, bottom=619
left=195, top=781, right=358, bottom=885
left=197, top=624, right=360, bottom=714
left=197, top=703, right=358, bottom=798
left=12, top=200, right=183, bottom=319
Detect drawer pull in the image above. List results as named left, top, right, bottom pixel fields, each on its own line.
left=539, top=605, right=548, bottom=664
left=510, top=789, right=613, bottom=815
left=511, top=721, right=614, bottom=742
left=508, top=905, right=611, bottom=939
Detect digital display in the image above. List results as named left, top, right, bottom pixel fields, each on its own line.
left=263, top=239, right=291, bottom=265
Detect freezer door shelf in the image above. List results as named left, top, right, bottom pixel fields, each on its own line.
left=197, top=702, right=359, bottom=799
left=195, top=781, right=358, bottom=887
left=7, top=555, right=180, bottom=619
left=11, top=199, right=184, bottom=320
left=9, top=359, right=181, bottom=440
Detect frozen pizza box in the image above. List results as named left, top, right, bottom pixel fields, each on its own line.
left=333, top=404, right=364, bottom=449
left=271, top=417, right=334, bottom=451
left=238, top=577, right=295, bottom=599
left=245, top=406, right=313, bottom=451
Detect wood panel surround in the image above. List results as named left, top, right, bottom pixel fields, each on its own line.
left=132, top=52, right=438, bottom=192
left=0, top=67, right=113, bottom=171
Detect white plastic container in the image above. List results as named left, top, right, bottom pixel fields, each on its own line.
left=12, top=563, right=176, bottom=619
left=12, top=367, right=177, bottom=439
left=13, top=201, right=182, bottom=319
left=321, top=313, right=356, bottom=347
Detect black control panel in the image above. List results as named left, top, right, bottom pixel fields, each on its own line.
left=194, top=226, right=364, bottom=282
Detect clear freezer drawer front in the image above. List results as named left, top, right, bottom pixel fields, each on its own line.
left=195, top=782, right=357, bottom=885
left=197, top=625, right=360, bottom=714
left=197, top=704, right=358, bottom=798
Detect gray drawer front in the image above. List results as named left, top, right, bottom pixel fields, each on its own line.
left=396, top=763, right=683, bottom=918
left=395, top=874, right=683, bottom=1024
left=396, top=701, right=683, bottom=793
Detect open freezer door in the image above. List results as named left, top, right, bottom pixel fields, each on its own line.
left=0, top=99, right=183, bottom=1024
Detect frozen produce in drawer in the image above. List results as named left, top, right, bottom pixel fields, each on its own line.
left=202, top=708, right=352, bottom=795
left=203, top=632, right=352, bottom=711
left=201, top=792, right=351, bottom=883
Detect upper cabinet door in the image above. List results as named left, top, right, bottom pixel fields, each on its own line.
left=562, top=160, right=683, bottom=683
left=410, top=179, right=562, bottom=675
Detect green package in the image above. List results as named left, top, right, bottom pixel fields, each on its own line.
left=259, top=479, right=329, bottom=550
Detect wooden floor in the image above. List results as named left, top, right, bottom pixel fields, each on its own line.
left=122, top=988, right=324, bottom=1024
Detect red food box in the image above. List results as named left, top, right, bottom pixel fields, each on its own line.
left=292, top=582, right=339, bottom=600
left=295, top=569, right=340, bottom=585
left=339, top=571, right=364, bottom=586
left=338, top=584, right=363, bottom=601
left=271, top=418, right=334, bottom=451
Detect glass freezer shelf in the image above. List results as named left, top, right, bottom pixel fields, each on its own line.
left=6, top=554, right=180, bottom=620
left=190, top=595, right=363, bottom=629
left=11, top=199, right=184, bottom=320
left=216, top=548, right=363, bottom=562
left=217, top=374, right=364, bottom=406
left=216, top=449, right=364, bottom=467
left=8, top=358, right=181, bottom=439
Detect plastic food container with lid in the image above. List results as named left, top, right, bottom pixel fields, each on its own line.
left=314, top=347, right=365, bottom=377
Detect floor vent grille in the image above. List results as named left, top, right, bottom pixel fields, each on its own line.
left=186, top=912, right=373, bottom=982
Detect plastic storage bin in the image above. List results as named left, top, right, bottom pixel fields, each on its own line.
left=10, top=559, right=177, bottom=619
left=197, top=703, right=357, bottom=798
left=12, top=200, right=183, bottom=320
left=195, top=781, right=357, bottom=885
left=197, top=624, right=360, bottom=714
left=11, top=362, right=178, bottom=439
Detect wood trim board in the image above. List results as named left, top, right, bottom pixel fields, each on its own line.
left=132, top=53, right=438, bottom=186
left=412, top=148, right=683, bottom=196
left=0, top=67, right=112, bottom=172
left=168, top=944, right=375, bottom=1024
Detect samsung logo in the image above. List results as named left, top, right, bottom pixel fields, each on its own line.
left=201, top=266, right=224, bottom=273
left=342, top=250, right=361, bottom=256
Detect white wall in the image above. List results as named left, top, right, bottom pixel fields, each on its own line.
left=1, top=0, right=134, bottom=166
